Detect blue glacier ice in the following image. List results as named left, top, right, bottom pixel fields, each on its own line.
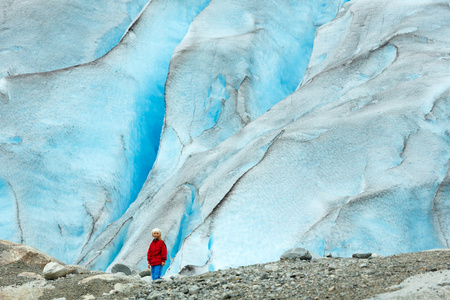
left=0, top=0, right=449, bottom=277
left=77, top=0, right=350, bottom=272
left=0, top=0, right=210, bottom=263
left=0, top=0, right=148, bottom=78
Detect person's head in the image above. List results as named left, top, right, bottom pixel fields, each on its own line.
left=152, top=228, right=162, bottom=240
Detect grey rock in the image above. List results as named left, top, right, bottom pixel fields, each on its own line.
left=111, top=263, right=136, bottom=275
left=280, top=248, right=312, bottom=261
left=328, top=263, right=337, bottom=271
left=180, top=265, right=197, bottom=276
left=139, top=269, right=152, bottom=278
left=189, top=285, right=200, bottom=295
left=43, top=262, right=68, bottom=280
left=264, top=264, right=279, bottom=271
left=352, top=253, right=372, bottom=259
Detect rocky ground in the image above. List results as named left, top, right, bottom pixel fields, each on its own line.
left=1, top=240, right=449, bottom=299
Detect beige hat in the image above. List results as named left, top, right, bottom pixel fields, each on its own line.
left=152, top=228, right=162, bottom=236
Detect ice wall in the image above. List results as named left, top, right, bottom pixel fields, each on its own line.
left=80, top=0, right=450, bottom=275
left=0, top=0, right=210, bottom=263
left=77, top=0, right=347, bottom=271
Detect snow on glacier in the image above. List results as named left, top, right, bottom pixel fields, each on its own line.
left=78, top=0, right=450, bottom=275
left=77, top=0, right=348, bottom=272
left=0, top=0, right=148, bottom=78
left=0, top=0, right=210, bottom=263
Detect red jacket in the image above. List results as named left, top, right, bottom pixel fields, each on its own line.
left=147, top=239, right=167, bottom=266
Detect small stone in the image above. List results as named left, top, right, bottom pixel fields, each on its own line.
left=189, top=285, right=200, bottom=295
left=328, top=286, right=335, bottom=292
left=139, top=269, right=152, bottom=278
left=264, top=264, right=279, bottom=272
left=328, top=263, right=337, bottom=271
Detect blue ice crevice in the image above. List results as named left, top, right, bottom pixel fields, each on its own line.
left=168, top=183, right=204, bottom=275
left=198, top=75, right=229, bottom=135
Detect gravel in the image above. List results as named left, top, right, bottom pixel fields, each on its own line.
left=1, top=250, right=449, bottom=299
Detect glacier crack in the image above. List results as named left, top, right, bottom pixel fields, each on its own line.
left=76, top=216, right=133, bottom=266
left=431, top=163, right=450, bottom=248
left=8, top=181, right=23, bottom=244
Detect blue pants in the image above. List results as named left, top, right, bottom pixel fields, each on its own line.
left=151, top=264, right=162, bottom=280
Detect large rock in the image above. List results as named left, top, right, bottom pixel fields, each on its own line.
left=0, top=239, right=64, bottom=268
left=352, top=253, right=372, bottom=259
left=280, top=248, right=312, bottom=261
left=43, top=262, right=68, bottom=280
left=111, top=262, right=138, bottom=275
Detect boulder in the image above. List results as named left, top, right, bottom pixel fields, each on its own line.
left=43, top=262, right=68, bottom=280
left=280, top=248, right=312, bottom=261
left=352, top=253, right=372, bottom=259
left=0, top=239, right=64, bottom=268
left=111, top=262, right=137, bottom=275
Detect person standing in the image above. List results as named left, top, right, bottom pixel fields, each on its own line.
left=147, top=228, right=167, bottom=280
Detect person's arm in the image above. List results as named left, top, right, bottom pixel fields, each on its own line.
left=147, top=244, right=151, bottom=268
left=161, top=241, right=167, bottom=266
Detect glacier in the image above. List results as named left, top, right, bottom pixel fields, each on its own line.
left=1, top=0, right=449, bottom=276
left=0, top=0, right=211, bottom=262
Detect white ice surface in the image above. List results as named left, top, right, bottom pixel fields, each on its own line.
left=0, top=0, right=148, bottom=78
